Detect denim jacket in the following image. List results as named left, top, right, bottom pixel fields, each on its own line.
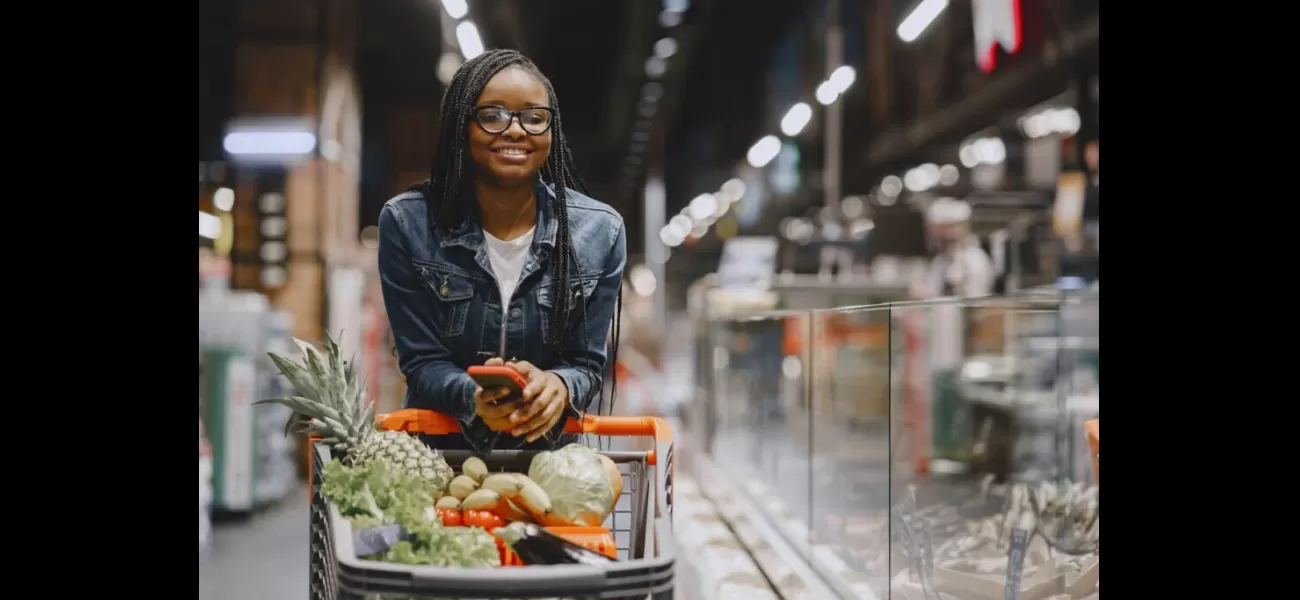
left=377, top=181, right=626, bottom=453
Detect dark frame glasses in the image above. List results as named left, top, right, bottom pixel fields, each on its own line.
left=471, top=105, right=556, bottom=135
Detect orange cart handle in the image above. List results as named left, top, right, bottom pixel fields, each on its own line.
left=375, top=408, right=673, bottom=464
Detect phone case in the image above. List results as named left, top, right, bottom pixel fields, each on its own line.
left=468, top=365, right=529, bottom=402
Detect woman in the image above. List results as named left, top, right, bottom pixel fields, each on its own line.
left=378, top=49, right=626, bottom=454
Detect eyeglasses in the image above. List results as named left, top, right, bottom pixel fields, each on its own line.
left=471, top=105, right=555, bottom=135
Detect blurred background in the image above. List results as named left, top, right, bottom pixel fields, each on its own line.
left=199, top=0, right=1099, bottom=598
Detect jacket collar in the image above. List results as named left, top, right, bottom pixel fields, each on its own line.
left=440, top=179, right=559, bottom=252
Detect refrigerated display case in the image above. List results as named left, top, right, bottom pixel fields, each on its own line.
left=960, top=291, right=1100, bottom=484
left=890, top=294, right=1100, bottom=598
left=685, top=275, right=908, bottom=454
left=689, top=292, right=1100, bottom=599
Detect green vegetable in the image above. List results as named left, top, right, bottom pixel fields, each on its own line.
left=528, top=444, right=615, bottom=527
left=320, top=459, right=500, bottom=568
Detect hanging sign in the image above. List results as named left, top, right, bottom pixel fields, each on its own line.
left=972, top=0, right=1023, bottom=73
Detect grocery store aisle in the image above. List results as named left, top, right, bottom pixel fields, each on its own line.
left=200, top=486, right=309, bottom=600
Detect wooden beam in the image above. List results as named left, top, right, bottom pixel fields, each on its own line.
left=860, top=13, right=1098, bottom=172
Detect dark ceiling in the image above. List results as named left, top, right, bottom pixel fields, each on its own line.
left=200, top=0, right=811, bottom=238
left=204, top=0, right=1099, bottom=232
left=352, top=0, right=808, bottom=247
left=361, top=2, right=806, bottom=189
left=355, top=2, right=666, bottom=170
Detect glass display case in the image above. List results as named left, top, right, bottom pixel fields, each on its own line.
left=690, top=291, right=1100, bottom=599
left=888, top=294, right=1100, bottom=600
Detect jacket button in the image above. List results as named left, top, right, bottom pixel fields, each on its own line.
left=510, top=308, right=522, bottom=319
left=440, top=280, right=450, bottom=296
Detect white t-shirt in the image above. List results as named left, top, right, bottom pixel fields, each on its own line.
left=928, top=239, right=995, bottom=298
left=926, top=238, right=995, bottom=368
left=483, top=226, right=536, bottom=314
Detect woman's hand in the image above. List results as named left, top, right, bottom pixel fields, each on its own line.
left=473, top=357, right=520, bottom=432
left=506, top=360, right=570, bottom=442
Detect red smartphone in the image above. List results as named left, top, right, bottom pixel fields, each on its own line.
left=467, top=365, right=529, bottom=403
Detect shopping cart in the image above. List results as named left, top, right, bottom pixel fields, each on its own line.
left=308, top=408, right=676, bottom=600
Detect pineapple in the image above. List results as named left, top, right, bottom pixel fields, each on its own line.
left=258, top=333, right=454, bottom=491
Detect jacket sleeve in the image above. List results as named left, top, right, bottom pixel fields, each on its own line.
left=377, top=204, right=497, bottom=452
left=548, top=219, right=627, bottom=440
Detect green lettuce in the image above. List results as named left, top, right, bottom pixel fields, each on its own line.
left=319, top=459, right=500, bottom=568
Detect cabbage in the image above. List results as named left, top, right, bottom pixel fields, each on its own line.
left=528, top=444, right=615, bottom=527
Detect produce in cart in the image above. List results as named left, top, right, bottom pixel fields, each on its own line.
left=302, top=409, right=677, bottom=598
left=461, top=460, right=541, bottom=524
left=261, top=334, right=499, bottom=568
left=259, top=333, right=454, bottom=491
left=320, top=459, right=500, bottom=567
left=426, top=451, right=623, bottom=530
left=528, top=444, right=619, bottom=527
left=494, top=522, right=615, bottom=566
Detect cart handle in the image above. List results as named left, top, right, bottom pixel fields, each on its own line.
left=375, top=409, right=673, bottom=465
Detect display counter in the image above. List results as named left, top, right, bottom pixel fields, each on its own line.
left=689, top=292, right=1100, bottom=599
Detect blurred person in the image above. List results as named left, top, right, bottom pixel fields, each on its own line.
left=378, top=49, right=626, bottom=454
left=925, top=198, right=994, bottom=298
left=921, top=198, right=993, bottom=469
left=1057, top=139, right=1099, bottom=283
left=1077, top=141, right=1100, bottom=279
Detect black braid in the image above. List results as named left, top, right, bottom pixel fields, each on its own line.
left=409, top=49, right=618, bottom=417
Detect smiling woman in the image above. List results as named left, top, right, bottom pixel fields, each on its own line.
left=467, top=67, right=555, bottom=188
left=377, top=49, right=627, bottom=454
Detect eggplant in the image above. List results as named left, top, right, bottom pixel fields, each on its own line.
left=493, top=522, right=614, bottom=566
left=352, top=523, right=407, bottom=557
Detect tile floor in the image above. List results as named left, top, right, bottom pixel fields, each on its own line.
left=200, top=487, right=309, bottom=600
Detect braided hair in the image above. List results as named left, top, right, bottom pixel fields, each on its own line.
left=409, top=49, right=621, bottom=416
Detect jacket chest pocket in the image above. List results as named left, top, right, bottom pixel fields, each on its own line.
left=535, top=278, right=598, bottom=342
left=416, top=264, right=476, bottom=337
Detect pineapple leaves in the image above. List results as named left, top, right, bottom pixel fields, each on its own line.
left=284, top=412, right=311, bottom=437
left=253, top=396, right=314, bottom=437
left=325, top=331, right=345, bottom=385
left=257, top=396, right=346, bottom=424
left=262, top=332, right=378, bottom=451
left=267, top=353, right=321, bottom=403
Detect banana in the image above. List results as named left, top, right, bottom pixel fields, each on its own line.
left=462, top=456, right=489, bottom=482
left=435, top=496, right=462, bottom=510
left=448, top=475, right=479, bottom=500
left=461, top=488, right=503, bottom=511
left=514, top=475, right=560, bottom=523
left=481, top=473, right=525, bottom=498
left=493, top=498, right=533, bottom=523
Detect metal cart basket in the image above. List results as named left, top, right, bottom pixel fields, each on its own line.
left=309, top=409, right=676, bottom=599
